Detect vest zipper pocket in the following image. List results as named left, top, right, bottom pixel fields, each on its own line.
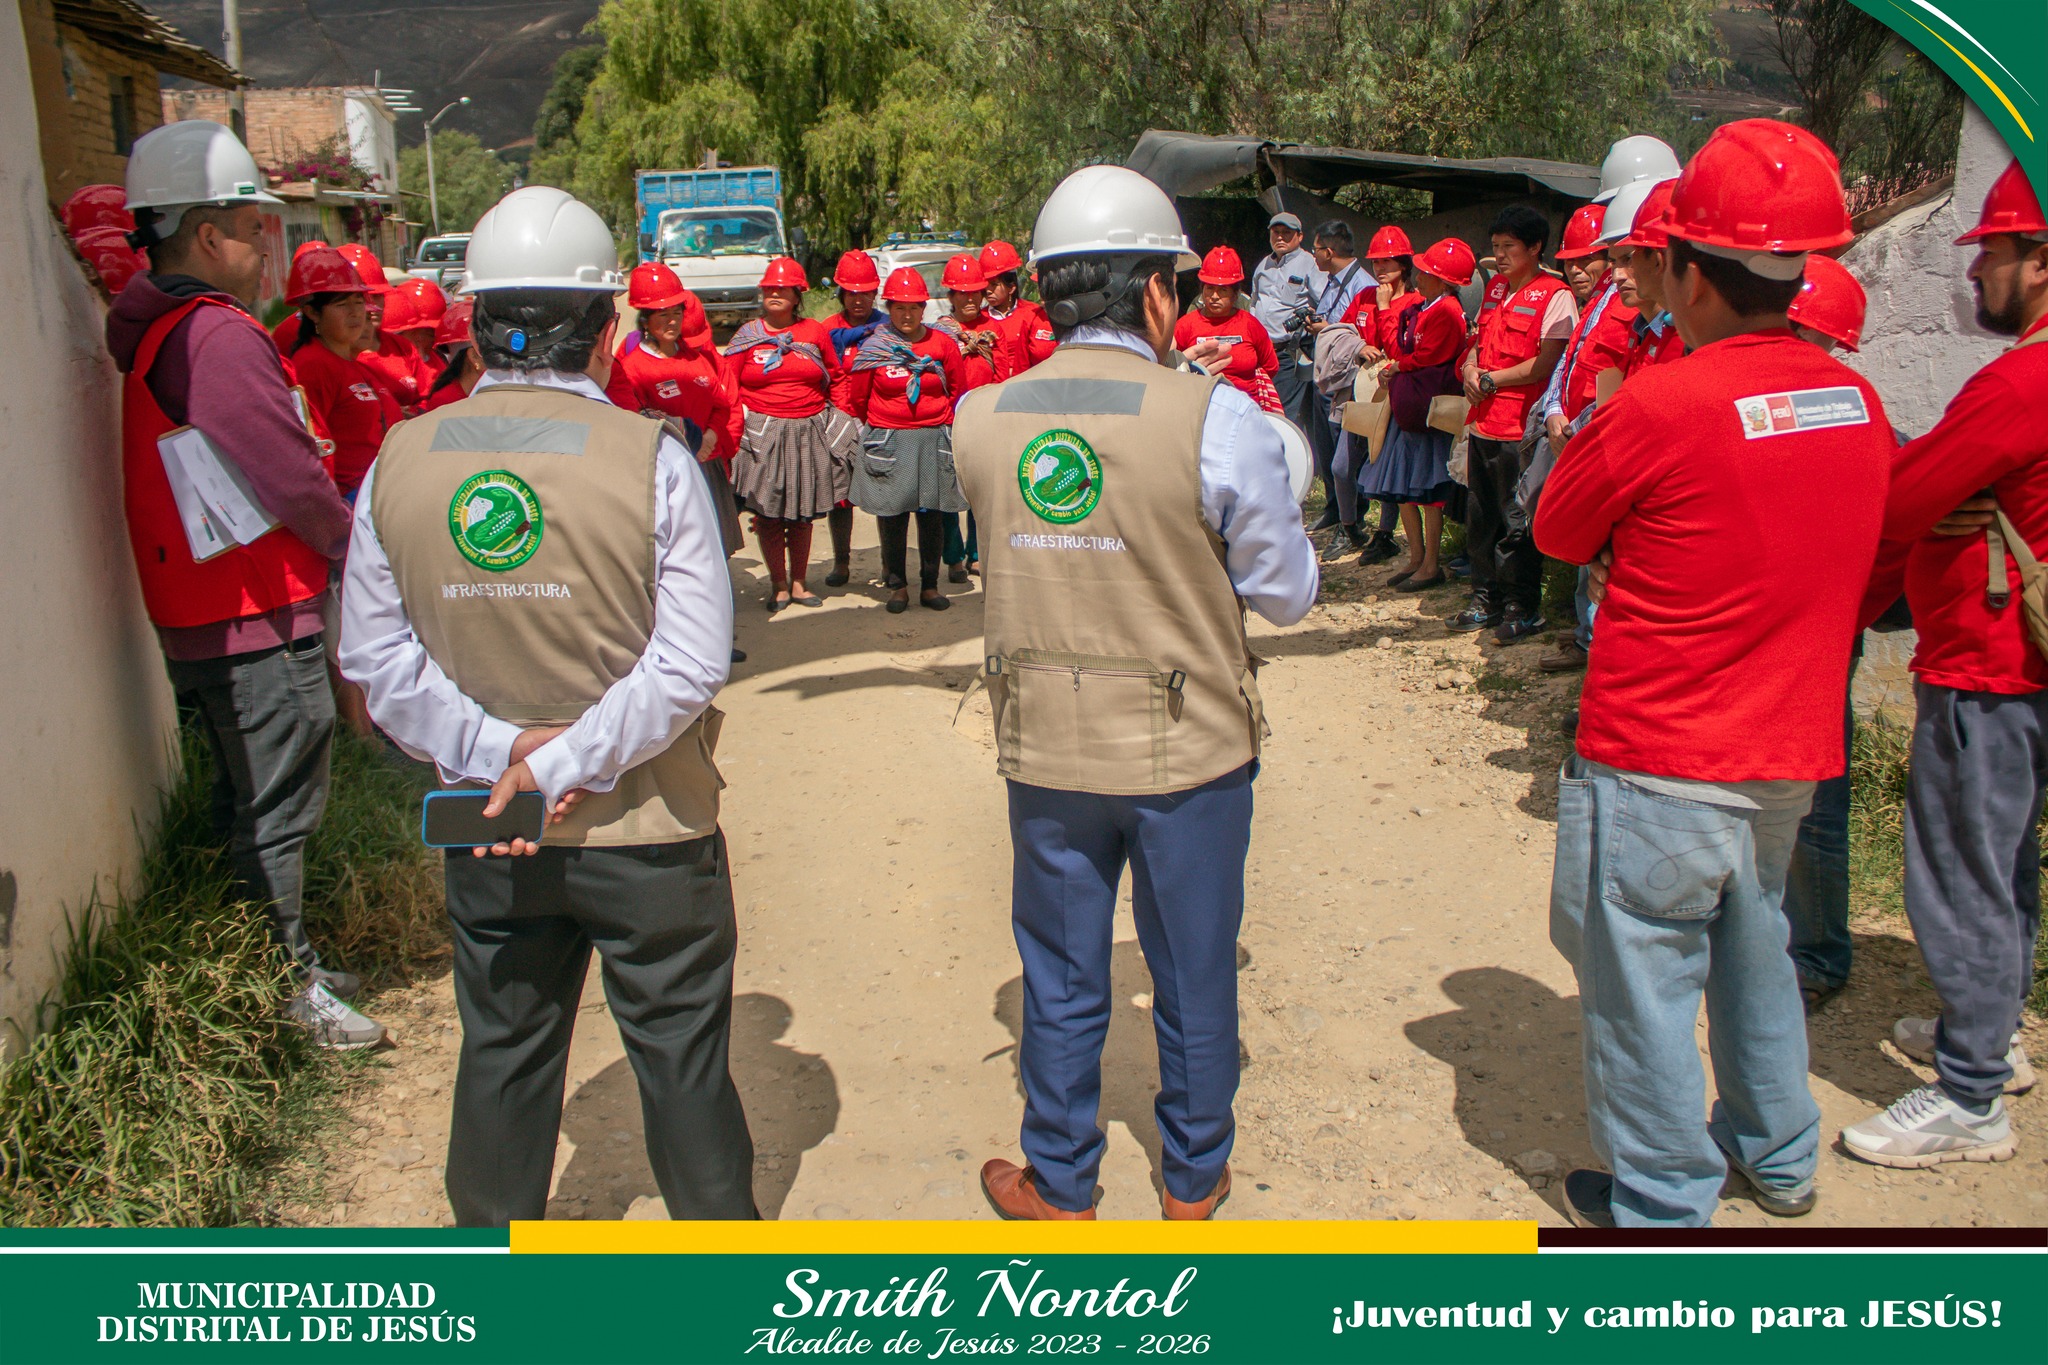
left=993, top=650, right=1185, bottom=790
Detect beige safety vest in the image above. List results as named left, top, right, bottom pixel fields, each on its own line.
left=371, top=382, right=723, bottom=846
left=954, top=343, right=1266, bottom=796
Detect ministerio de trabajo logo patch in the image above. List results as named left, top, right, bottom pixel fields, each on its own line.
left=449, top=470, right=544, bottom=572
left=1018, top=429, right=1102, bottom=525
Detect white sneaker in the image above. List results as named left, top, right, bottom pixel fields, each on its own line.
left=1841, top=1084, right=2017, bottom=1168
left=287, top=980, right=387, bottom=1051
left=1891, top=1017, right=2035, bottom=1094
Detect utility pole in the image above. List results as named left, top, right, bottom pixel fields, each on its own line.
left=222, top=0, right=244, bottom=139
left=423, top=97, right=471, bottom=235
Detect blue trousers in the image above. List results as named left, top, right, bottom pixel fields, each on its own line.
left=1006, top=764, right=1254, bottom=1212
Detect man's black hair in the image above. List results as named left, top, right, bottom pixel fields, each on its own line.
left=1314, top=220, right=1355, bottom=256
left=473, top=289, right=616, bottom=373
left=1036, top=254, right=1175, bottom=340
left=1668, top=238, right=1802, bottom=317
left=1489, top=204, right=1551, bottom=256
left=140, top=203, right=244, bottom=270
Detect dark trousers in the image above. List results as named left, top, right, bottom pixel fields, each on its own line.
left=1903, top=682, right=2048, bottom=1104
left=1785, top=659, right=1860, bottom=993
left=827, top=505, right=854, bottom=567
left=1307, top=383, right=1338, bottom=509
left=165, top=635, right=334, bottom=976
left=942, top=512, right=979, bottom=566
left=443, top=834, right=758, bottom=1225
left=1006, top=763, right=1254, bottom=1212
left=878, top=510, right=943, bottom=590
left=1466, top=435, right=1541, bottom=615
left=1273, top=352, right=1314, bottom=431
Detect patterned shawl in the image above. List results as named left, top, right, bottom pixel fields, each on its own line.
left=723, top=319, right=826, bottom=372
left=850, top=325, right=949, bottom=408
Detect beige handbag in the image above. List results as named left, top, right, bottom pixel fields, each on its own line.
left=1342, top=361, right=1392, bottom=459
left=1427, top=394, right=1470, bottom=435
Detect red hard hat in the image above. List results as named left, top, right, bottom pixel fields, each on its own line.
left=942, top=253, right=989, bottom=292
left=1415, top=238, right=1476, bottom=287
left=286, top=245, right=367, bottom=302
left=435, top=297, right=474, bottom=350
left=1364, top=226, right=1413, bottom=261
left=760, top=256, right=809, bottom=290
left=380, top=287, right=421, bottom=333
left=292, top=240, right=326, bottom=261
left=1664, top=118, right=1852, bottom=255
left=1787, top=254, right=1866, bottom=351
left=1620, top=179, right=1677, bottom=251
left=1955, top=159, right=2048, bottom=244
left=979, top=240, right=1024, bottom=277
left=881, top=266, right=930, bottom=303
left=628, top=260, right=690, bottom=311
left=833, top=249, right=881, bottom=291
left=62, top=184, right=133, bottom=238
left=395, top=276, right=447, bottom=326
left=336, top=242, right=393, bottom=293
left=1196, top=245, right=1245, bottom=286
left=1554, top=204, right=1608, bottom=261
left=74, top=226, right=146, bottom=293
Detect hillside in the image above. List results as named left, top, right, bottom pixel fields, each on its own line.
left=151, top=0, right=599, bottom=153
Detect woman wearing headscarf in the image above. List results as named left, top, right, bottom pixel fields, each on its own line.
left=1355, top=237, right=1472, bottom=592
left=933, top=253, right=1011, bottom=582
left=842, top=267, right=966, bottom=613
left=723, top=256, right=860, bottom=611
left=819, top=249, right=886, bottom=586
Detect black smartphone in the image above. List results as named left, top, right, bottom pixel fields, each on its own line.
left=421, top=790, right=547, bottom=848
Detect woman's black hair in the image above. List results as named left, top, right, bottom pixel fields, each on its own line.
left=426, top=346, right=471, bottom=398
left=286, top=291, right=355, bottom=356
left=1036, top=254, right=1175, bottom=339
left=1489, top=204, right=1551, bottom=255
left=1382, top=255, right=1416, bottom=290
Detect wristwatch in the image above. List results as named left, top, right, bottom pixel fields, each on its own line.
left=1478, top=372, right=1498, bottom=396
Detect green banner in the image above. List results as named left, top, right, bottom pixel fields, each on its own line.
left=1854, top=1, right=2045, bottom=186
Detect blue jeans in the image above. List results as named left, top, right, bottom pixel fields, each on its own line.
left=1784, top=665, right=1858, bottom=994
left=1006, top=764, right=1254, bottom=1212
left=1574, top=566, right=1595, bottom=651
left=1550, top=758, right=1820, bottom=1226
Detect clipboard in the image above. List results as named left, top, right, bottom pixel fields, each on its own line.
left=157, top=425, right=280, bottom=560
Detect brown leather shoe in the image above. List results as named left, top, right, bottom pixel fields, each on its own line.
left=1162, top=1166, right=1232, bottom=1220
left=980, top=1159, right=1096, bottom=1220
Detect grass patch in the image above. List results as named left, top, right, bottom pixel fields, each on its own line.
left=1475, top=671, right=1528, bottom=695
left=0, top=724, right=442, bottom=1226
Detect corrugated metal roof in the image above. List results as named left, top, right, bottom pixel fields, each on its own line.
left=53, top=0, right=241, bottom=88
left=1127, top=130, right=1599, bottom=204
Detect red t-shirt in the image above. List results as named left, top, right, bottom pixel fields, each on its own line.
left=290, top=338, right=398, bottom=495
left=606, top=339, right=743, bottom=457
left=841, top=328, right=965, bottom=429
left=945, top=316, right=1014, bottom=392
left=822, top=310, right=882, bottom=365
left=1859, top=321, right=2048, bottom=695
left=1340, top=288, right=1415, bottom=354
left=1534, top=330, right=1894, bottom=781
left=1558, top=282, right=1639, bottom=421
left=417, top=380, right=467, bottom=413
left=729, top=319, right=841, bottom=419
left=992, top=300, right=1055, bottom=372
left=358, top=329, right=427, bottom=410
left=1172, top=307, right=1280, bottom=400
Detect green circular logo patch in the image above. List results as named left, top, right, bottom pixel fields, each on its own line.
left=449, top=470, right=543, bottom=572
left=1017, top=429, right=1102, bottom=525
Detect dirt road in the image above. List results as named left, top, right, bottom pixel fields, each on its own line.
left=305, top=525, right=2048, bottom=1228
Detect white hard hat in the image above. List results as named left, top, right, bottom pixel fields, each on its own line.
left=1028, top=166, right=1199, bottom=270
left=1592, top=135, right=1682, bottom=205
left=1266, top=412, right=1312, bottom=504
left=461, top=186, right=623, bottom=293
left=1596, top=175, right=1678, bottom=245
left=124, top=120, right=281, bottom=238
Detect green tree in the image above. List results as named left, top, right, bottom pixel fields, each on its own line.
left=535, top=45, right=606, bottom=153
left=399, top=130, right=513, bottom=238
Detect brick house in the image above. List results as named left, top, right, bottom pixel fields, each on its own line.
left=20, top=0, right=239, bottom=204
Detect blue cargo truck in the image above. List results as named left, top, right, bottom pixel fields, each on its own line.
left=635, top=167, right=793, bottom=325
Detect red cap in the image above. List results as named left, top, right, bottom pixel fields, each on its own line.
left=62, top=184, right=133, bottom=238
left=1554, top=204, right=1608, bottom=261
left=74, top=226, right=146, bottom=293
left=760, top=256, right=809, bottom=290
left=942, top=253, right=989, bottom=292
left=1364, top=226, right=1413, bottom=261
left=1621, top=179, right=1677, bottom=251
left=286, top=245, right=368, bottom=302
left=1196, top=245, right=1245, bottom=286
left=833, top=249, right=881, bottom=291
left=628, top=261, right=690, bottom=311
left=380, top=287, right=422, bottom=333
left=395, top=276, right=447, bottom=326
left=1415, top=238, right=1476, bottom=287
left=435, top=297, right=474, bottom=350
left=881, top=266, right=930, bottom=303
left=1664, top=118, right=1852, bottom=254
left=336, top=242, right=393, bottom=293
left=1787, top=254, right=1866, bottom=351
left=1955, top=159, right=2048, bottom=244
left=979, top=240, right=1024, bottom=277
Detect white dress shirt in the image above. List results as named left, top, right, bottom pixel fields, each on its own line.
left=1064, top=327, right=1320, bottom=626
left=338, top=369, right=734, bottom=805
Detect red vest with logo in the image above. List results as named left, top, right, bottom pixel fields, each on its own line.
left=1558, top=281, right=1639, bottom=422
left=121, top=298, right=330, bottom=629
left=1470, top=273, right=1569, bottom=439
